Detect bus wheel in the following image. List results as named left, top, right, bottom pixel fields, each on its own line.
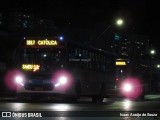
left=139, top=93, right=145, bottom=100
left=98, top=82, right=105, bottom=103
left=92, top=96, right=98, bottom=103
left=92, top=96, right=103, bottom=103
left=98, top=97, right=104, bottom=103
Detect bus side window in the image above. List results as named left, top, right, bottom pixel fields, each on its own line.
left=90, top=52, right=95, bottom=69
left=75, top=48, right=81, bottom=58
left=94, top=53, right=99, bottom=70
left=75, top=48, right=78, bottom=57
left=69, top=47, right=74, bottom=58
left=86, top=52, right=91, bottom=69
left=23, top=48, right=28, bottom=63
left=97, top=54, right=101, bottom=71
left=101, top=55, right=107, bottom=72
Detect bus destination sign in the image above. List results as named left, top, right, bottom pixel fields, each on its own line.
left=26, top=40, right=58, bottom=46
left=115, top=61, right=126, bottom=66
left=22, top=64, right=40, bottom=72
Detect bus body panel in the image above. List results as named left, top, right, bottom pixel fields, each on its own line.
left=12, top=37, right=116, bottom=100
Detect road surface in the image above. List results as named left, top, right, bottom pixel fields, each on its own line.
left=0, top=95, right=160, bottom=120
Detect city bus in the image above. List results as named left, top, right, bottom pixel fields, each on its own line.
left=5, top=37, right=116, bottom=102
left=115, top=58, right=150, bottom=99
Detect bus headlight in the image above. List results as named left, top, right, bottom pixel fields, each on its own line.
left=59, top=76, right=67, bottom=85
left=123, top=83, right=132, bottom=92
left=52, top=69, right=73, bottom=90
left=14, top=75, right=25, bottom=86
left=4, top=69, right=26, bottom=90
left=120, top=77, right=143, bottom=99
left=55, top=76, right=68, bottom=87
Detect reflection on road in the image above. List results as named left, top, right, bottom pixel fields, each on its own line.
left=123, top=99, right=132, bottom=111
left=0, top=97, right=160, bottom=120
left=51, top=104, right=71, bottom=111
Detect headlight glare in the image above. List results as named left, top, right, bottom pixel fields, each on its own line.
left=59, top=76, right=67, bottom=85
left=15, top=76, right=23, bottom=83
left=123, top=83, right=132, bottom=92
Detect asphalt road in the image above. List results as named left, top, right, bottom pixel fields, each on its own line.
left=0, top=95, right=160, bottom=120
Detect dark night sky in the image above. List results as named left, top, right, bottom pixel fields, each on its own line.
left=0, top=0, right=159, bottom=48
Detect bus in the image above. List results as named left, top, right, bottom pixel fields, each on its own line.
left=5, top=37, right=116, bottom=102
left=115, top=58, right=150, bottom=99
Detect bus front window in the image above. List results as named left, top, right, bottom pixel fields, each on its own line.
left=22, top=48, right=65, bottom=73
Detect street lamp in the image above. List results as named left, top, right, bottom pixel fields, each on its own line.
left=116, top=19, right=124, bottom=26
left=150, top=49, right=156, bottom=55
left=156, top=64, right=160, bottom=69
left=95, top=18, right=124, bottom=41
left=149, top=49, right=156, bottom=92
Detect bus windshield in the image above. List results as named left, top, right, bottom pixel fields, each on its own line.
left=21, top=48, right=65, bottom=73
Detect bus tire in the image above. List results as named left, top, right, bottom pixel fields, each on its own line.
left=139, top=93, right=145, bottom=100
left=91, top=96, right=103, bottom=103
left=92, top=83, right=105, bottom=103
left=98, top=98, right=104, bottom=103
left=92, top=96, right=98, bottom=103
left=98, top=82, right=106, bottom=102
